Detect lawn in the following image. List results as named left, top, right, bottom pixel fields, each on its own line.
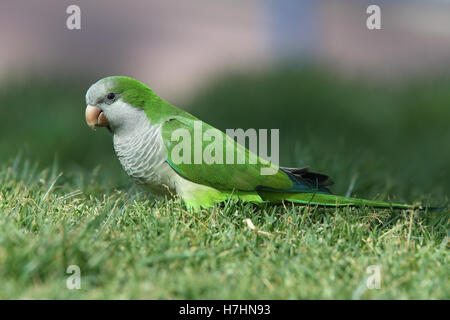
left=0, top=68, right=448, bottom=299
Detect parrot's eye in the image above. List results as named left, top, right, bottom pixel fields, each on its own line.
left=106, top=93, right=116, bottom=101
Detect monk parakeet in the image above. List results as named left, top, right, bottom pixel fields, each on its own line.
left=84, top=76, right=416, bottom=210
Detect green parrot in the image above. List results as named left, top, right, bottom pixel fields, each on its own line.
left=84, top=76, right=420, bottom=210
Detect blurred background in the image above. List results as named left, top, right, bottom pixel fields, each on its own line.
left=1, top=0, right=449, bottom=204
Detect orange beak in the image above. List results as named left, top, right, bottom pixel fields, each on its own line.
left=85, top=105, right=109, bottom=130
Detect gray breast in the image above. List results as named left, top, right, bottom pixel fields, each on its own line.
left=113, top=120, right=168, bottom=191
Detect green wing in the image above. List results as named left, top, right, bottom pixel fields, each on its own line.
left=161, top=117, right=293, bottom=191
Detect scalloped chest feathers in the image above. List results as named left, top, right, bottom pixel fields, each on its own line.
left=112, top=122, right=173, bottom=195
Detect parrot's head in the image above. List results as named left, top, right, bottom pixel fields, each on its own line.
left=85, top=76, right=153, bottom=133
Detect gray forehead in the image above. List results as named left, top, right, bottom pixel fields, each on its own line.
left=85, top=79, right=114, bottom=105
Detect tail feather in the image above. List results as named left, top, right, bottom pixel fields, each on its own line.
left=257, top=191, right=440, bottom=210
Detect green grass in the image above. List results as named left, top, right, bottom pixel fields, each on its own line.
left=0, top=157, right=448, bottom=299
left=0, top=68, right=448, bottom=299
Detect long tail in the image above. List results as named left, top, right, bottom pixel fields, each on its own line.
left=257, top=191, right=445, bottom=211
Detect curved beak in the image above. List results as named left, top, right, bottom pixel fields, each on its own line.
left=85, top=105, right=109, bottom=130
